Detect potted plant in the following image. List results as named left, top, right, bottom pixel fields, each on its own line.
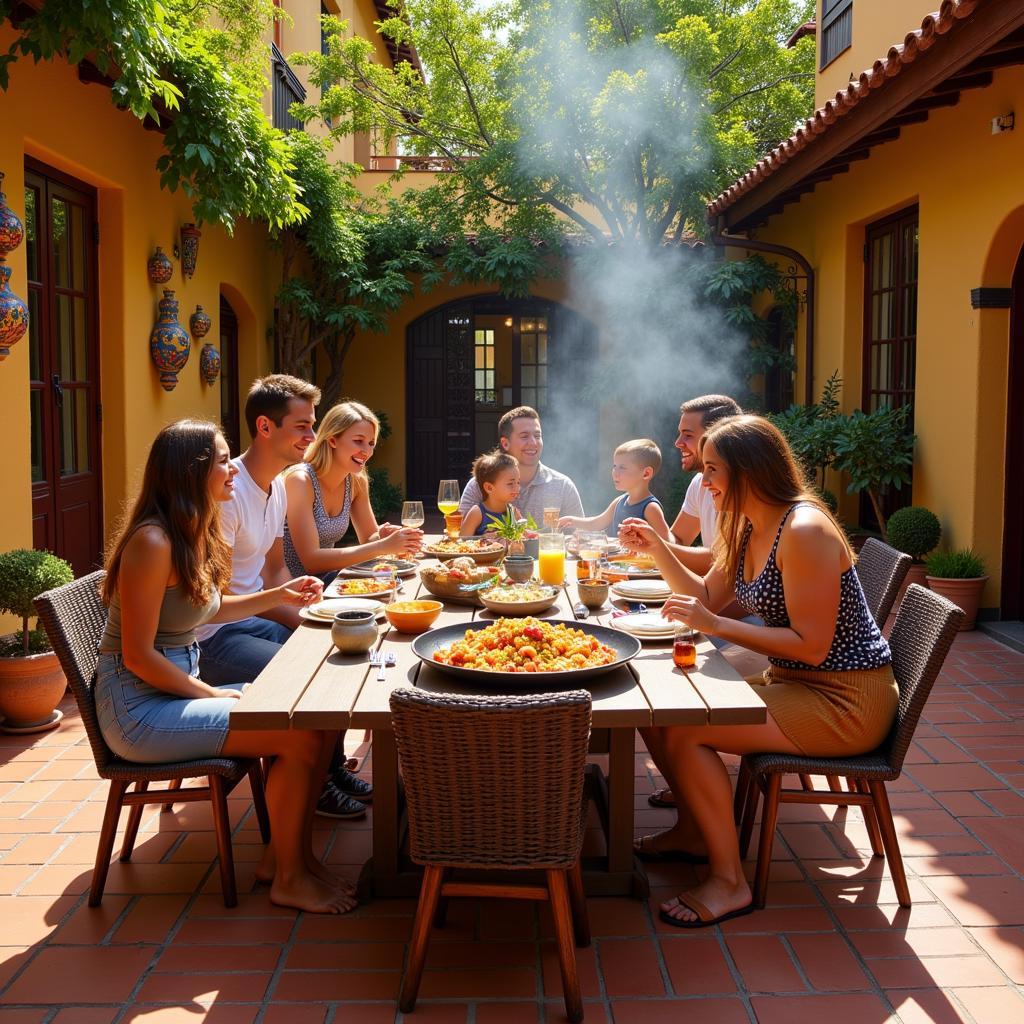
left=0, top=549, right=74, bottom=733
left=490, top=509, right=539, bottom=582
left=925, top=548, right=988, bottom=632
left=886, top=505, right=942, bottom=605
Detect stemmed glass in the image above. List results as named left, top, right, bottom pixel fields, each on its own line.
left=401, top=501, right=425, bottom=529
left=437, top=480, right=461, bottom=538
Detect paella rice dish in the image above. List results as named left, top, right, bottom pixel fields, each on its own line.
left=432, top=617, right=618, bottom=673
left=424, top=538, right=504, bottom=555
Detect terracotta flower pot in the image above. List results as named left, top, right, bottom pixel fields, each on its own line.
left=0, top=649, right=66, bottom=733
left=925, top=576, right=988, bottom=632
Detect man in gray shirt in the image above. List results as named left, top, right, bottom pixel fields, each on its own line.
left=458, top=406, right=584, bottom=525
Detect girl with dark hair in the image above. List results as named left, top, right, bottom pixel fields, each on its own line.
left=619, top=415, right=896, bottom=928
left=96, top=419, right=355, bottom=914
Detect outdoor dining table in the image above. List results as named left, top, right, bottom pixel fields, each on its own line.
left=230, top=549, right=766, bottom=898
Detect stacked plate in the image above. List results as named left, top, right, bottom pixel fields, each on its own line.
left=610, top=578, right=672, bottom=604
left=299, top=598, right=386, bottom=624
left=611, top=612, right=677, bottom=641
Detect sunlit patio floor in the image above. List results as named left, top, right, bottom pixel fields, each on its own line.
left=0, top=631, right=1022, bottom=1023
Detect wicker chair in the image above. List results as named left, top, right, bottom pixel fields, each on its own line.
left=34, top=571, right=270, bottom=909
left=855, top=537, right=912, bottom=626
left=737, top=584, right=964, bottom=909
left=390, top=688, right=592, bottom=1023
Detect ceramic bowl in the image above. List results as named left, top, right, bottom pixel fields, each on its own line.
left=384, top=599, right=443, bottom=634
left=577, top=577, right=609, bottom=609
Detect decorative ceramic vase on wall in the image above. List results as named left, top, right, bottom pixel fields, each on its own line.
left=189, top=304, right=211, bottom=339
left=149, top=289, right=191, bottom=391
left=200, top=342, right=221, bottom=385
left=180, top=223, right=201, bottom=279
left=147, top=246, right=173, bottom=285
left=0, top=172, right=25, bottom=258
left=0, top=265, right=29, bottom=361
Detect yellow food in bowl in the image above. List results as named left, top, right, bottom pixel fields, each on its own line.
left=385, top=599, right=443, bottom=633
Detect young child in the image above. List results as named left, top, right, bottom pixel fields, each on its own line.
left=559, top=439, right=671, bottom=539
left=461, top=451, right=522, bottom=536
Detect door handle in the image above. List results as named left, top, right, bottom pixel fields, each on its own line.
left=51, top=374, right=63, bottom=408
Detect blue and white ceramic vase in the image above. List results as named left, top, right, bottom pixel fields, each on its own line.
left=200, top=342, right=221, bottom=385
left=147, top=246, right=173, bottom=285
left=0, top=172, right=25, bottom=259
left=189, top=304, right=211, bottom=339
left=0, top=265, right=29, bottom=361
left=149, top=289, right=190, bottom=391
left=180, top=223, right=201, bottom=279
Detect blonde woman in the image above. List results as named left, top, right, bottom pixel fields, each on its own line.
left=283, top=401, right=422, bottom=579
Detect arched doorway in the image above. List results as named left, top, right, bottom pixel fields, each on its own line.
left=405, top=296, right=599, bottom=506
left=1003, top=244, right=1024, bottom=619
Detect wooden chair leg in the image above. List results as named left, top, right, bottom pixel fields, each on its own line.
left=567, top=859, right=590, bottom=948
left=738, top=773, right=760, bottom=860
left=433, top=867, right=449, bottom=928
left=798, top=773, right=814, bottom=791
left=733, top=759, right=751, bottom=824
left=548, top=869, right=584, bottom=1024
left=209, top=775, right=238, bottom=909
left=825, top=774, right=842, bottom=792
left=753, top=773, right=782, bottom=909
left=248, top=764, right=271, bottom=844
left=856, top=778, right=885, bottom=857
left=91, top=780, right=128, bottom=907
left=868, top=780, right=911, bottom=907
left=400, top=864, right=444, bottom=1013
left=120, top=780, right=150, bottom=861
left=162, top=778, right=183, bottom=812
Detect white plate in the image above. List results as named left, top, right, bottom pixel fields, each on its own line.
left=339, top=558, right=418, bottom=578
left=325, top=579, right=398, bottom=600
left=611, top=580, right=671, bottom=598
left=300, top=598, right=386, bottom=624
left=610, top=613, right=678, bottom=640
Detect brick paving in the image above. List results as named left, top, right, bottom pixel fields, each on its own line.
left=0, top=632, right=1022, bottom=1022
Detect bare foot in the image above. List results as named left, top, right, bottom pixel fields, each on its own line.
left=255, top=857, right=355, bottom=896
left=633, top=829, right=708, bottom=859
left=270, top=872, right=358, bottom=914
left=660, top=875, right=751, bottom=925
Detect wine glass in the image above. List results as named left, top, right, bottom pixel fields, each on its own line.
left=401, top=501, right=425, bottom=529
left=437, top=480, right=459, bottom=516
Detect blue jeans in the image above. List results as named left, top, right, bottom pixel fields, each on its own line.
left=197, top=616, right=293, bottom=685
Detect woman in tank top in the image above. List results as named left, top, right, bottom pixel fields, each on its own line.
left=96, top=419, right=355, bottom=915
left=618, top=415, right=897, bottom=929
left=283, top=401, right=422, bottom=579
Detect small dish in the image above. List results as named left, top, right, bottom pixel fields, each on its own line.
left=301, top=598, right=386, bottom=624
left=611, top=613, right=678, bottom=641
left=340, top=558, right=417, bottom=578
left=577, top=578, right=609, bottom=609
left=384, top=599, right=443, bottom=633
left=326, top=578, right=398, bottom=601
left=479, top=584, right=559, bottom=616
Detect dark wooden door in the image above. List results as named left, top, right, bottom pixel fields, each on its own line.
left=406, top=303, right=475, bottom=502
left=1003, top=243, right=1024, bottom=619
left=219, top=296, right=240, bottom=456
left=25, top=162, right=103, bottom=575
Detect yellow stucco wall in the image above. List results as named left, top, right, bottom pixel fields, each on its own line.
left=816, top=1, right=933, bottom=107
left=738, top=63, right=1024, bottom=608
left=0, top=28, right=277, bottom=581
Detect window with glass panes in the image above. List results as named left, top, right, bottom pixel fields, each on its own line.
left=519, top=316, right=548, bottom=410
left=474, top=328, right=496, bottom=403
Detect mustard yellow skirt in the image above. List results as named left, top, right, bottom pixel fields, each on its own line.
left=747, top=664, right=898, bottom=757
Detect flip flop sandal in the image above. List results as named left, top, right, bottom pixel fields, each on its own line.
left=633, top=835, right=709, bottom=865
left=647, top=788, right=677, bottom=809
left=659, top=892, right=755, bottom=930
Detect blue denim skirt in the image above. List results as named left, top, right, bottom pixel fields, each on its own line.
left=95, top=643, right=245, bottom=764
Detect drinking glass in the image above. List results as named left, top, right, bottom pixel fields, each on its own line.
left=538, top=533, right=566, bottom=586
left=673, top=627, right=699, bottom=669
left=543, top=506, right=560, bottom=533
left=437, top=480, right=460, bottom=537
left=401, top=501, right=425, bottom=529
left=578, top=531, right=605, bottom=579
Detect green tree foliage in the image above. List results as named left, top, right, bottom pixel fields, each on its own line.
left=0, top=0, right=306, bottom=231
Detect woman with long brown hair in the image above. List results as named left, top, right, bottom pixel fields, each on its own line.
left=619, top=415, right=896, bottom=928
left=96, top=419, right=355, bottom=914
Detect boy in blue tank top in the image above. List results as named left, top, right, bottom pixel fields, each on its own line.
left=559, top=439, right=671, bottom=539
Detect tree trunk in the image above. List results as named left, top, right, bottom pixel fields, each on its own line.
left=867, top=488, right=889, bottom=542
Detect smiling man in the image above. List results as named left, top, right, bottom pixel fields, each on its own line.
left=457, top=406, right=584, bottom=525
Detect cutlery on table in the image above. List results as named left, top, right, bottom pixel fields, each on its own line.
left=368, top=650, right=386, bottom=681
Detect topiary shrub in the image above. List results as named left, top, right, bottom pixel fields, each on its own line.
left=925, top=548, right=986, bottom=579
left=886, top=506, right=942, bottom=561
left=368, top=467, right=403, bottom=519
left=0, top=549, right=74, bottom=657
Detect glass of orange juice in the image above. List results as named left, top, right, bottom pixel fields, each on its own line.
left=538, top=533, right=566, bottom=586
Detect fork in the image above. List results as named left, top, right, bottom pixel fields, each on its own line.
left=368, top=650, right=386, bottom=681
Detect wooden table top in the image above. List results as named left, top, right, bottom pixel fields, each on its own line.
left=230, top=555, right=766, bottom=732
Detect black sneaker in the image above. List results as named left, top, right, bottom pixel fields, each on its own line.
left=315, top=781, right=366, bottom=819
left=332, top=767, right=373, bottom=803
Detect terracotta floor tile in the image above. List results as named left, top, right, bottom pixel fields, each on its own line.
left=609, top=998, right=749, bottom=1023
left=0, top=864, right=36, bottom=894
left=979, top=790, right=1024, bottom=815
left=2, top=946, right=155, bottom=1004
left=788, top=933, right=872, bottom=991
left=155, top=944, right=282, bottom=974
left=173, top=917, right=293, bottom=945
left=475, top=1004, right=546, bottom=1024
left=134, top=971, right=271, bottom=1003
left=0, top=834, right=67, bottom=864
left=259, top=1006, right=327, bottom=1024
left=960, top=816, right=1024, bottom=874
left=749, top=993, right=894, bottom=1024
left=389, top=1005, right=468, bottom=1023
left=934, top=792, right=1000, bottom=818
left=49, top=1009, right=117, bottom=1024
left=966, top=926, right=1024, bottom=983
left=120, top=1007, right=258, bottom=1023
left=112, top=894, right=190, bottom=944
left=883, top=989, right=969, bottom=1024
left=0, top=1011, right=48, bottom=1023
left=427, top=940, right=537, bottom=970
left=52, top=894, right=132, bottom=944
left=923, top=873, right=1024, bottom=926
left=725, top=934, right=804, bottom=993
left=540, top=942, right=600, bottom=999
left=271, top=970, right=402, bottom=1001
left=718, top=906, right=836, bottom=934
left=816, top=876, right=933, bottom=907
left=417, top=967, right=538, bottom=1000
left=584, top=897, right=650, bottom=936
left=905, top=853, right=1009, bottom=876
left=0, top=895, right=78, bottom=946
left=866, top=954, right=1007, bottom=989
left=0, top=948, right=31, bottom=991
left=282, top=940, right=405, bottom=971
left=849, top=926, right=979, bottom=959
left=595, top=937, right=665, bottom=997
left=834, top=902, right=956, bottom=931
left=951, top=985, right=1024, bottom=1020
left=660, top=934, right=736, bottom=995
left=294, top=912, right=412, bottom=943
